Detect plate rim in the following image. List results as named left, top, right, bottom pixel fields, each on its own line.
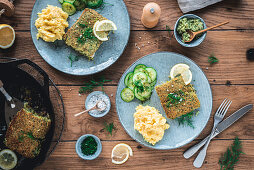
left=30, top=0, right=130, bottom=76
left=115, top=51, right=213, bottom=150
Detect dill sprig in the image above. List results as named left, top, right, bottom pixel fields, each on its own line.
left=104, top=122, right=115, bottom=136
left=68, top=54, right=80, bottom=67
left=219, top=137, right=244, bottom=170
left=176, top=110, right=199, bottom=128
left=79, top=76, right=112, bottom=94
left=77, top=24, right=96, bottom=44
left=208, top=54, right=219, bottom=64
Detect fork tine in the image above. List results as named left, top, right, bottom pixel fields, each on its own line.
left=215, top=98, right=227, bottom=115
left=218, top=99, right=230, bottom=116
left=216, top=98, right=228, bottom=115
left=220, top=100, right=232, bottom=117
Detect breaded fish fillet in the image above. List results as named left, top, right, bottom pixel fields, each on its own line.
left=155, top=76, right=200, bottom=119
left=5, top=109, right=51, bottom=158
left=64, top=8, right=108, bottom=60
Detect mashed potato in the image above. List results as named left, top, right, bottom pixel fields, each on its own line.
left=35, top=5, right=69, bottom=42
left=134, top=105, right=170, bottom=145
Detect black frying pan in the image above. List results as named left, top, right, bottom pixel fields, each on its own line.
left=0, top=59, right=55, bottom=169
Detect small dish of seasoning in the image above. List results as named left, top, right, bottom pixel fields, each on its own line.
left=174, top=14, right=207, bottom=47
left=85, top=91, right=111, bottom=118
left=76, top=134, right=102, bottom=160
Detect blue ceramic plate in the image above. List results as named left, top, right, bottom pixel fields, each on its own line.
left=116, top=52, right=213, bottom=150
left=30, top=0, right=130, bottom=75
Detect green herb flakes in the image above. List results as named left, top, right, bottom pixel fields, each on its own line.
left=68, top=54, right=80, bottom=67
left=81, top=136, right=97, bottom=156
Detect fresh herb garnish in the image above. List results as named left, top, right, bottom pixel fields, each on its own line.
left=166, top=91, right=185, bottom=107
left=208, top=54, right=219, bottom=64
left=219, top=137, right=244, bottom=170
left=68, top=54, right=80, bottom=67
left=81, top=136, right=98, bottom=156
left=26, top=132, right=36, bottom=140
left=104, top=122, right=115, bottom=136
left=77, top=25, right=96, bottom=44
left=176, top=110, right=199, bottom=128
left=79, top=76, right=112, bottom=94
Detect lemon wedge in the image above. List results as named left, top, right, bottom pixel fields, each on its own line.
left=95, top=20, right=117, bottom=32
left=170, top=63, right=192, bottom=85
left=93, top=20, right=117, bottom=41
left=111, top=143, right=133, bottom=165
left=0, top=149, right=17, bottom=170
left=0, top=24, right=15, bottom=49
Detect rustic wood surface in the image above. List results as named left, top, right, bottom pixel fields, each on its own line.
left=1, top=0, right=254, bottom=169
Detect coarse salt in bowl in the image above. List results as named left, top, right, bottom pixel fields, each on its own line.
left=85, top=91, right=111, bottom=118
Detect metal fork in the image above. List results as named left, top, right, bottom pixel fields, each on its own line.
left=193, top=98, right=232, bottom=168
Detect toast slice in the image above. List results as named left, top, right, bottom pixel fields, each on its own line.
left=155, top=76, right=200, bottom=119
left=63, top=8, right=108, bottom=60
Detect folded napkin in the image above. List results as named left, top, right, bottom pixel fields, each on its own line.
left=177, top=0, right=223, bottom=13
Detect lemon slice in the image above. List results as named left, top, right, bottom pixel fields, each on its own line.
left=0, top=149, right=17, bottom=170
left=111, top=143, right=133, bottom=165
left=0, top=24, right=15, bottom=49
left=170, top=63, right=192, bottom=85
left=93, top=21, right=108, bottom=41
left=95, top=20, right=117, bottom=32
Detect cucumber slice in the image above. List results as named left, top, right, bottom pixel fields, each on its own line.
left=121, top=88, right=134, bottom=102
left=133, top=72, right=148, bottom=86
left=62, top=2, right=77, bottom=15
left=134, top=67, right=149, bottom=75
left=134, top=83, right=152, bottom=100
left=64, top=0, right=75, bottom=3
left=59, top=0, right=64, bottom=4
left=127, top=74, right=135, bottom=90
left=134, top=64, right=147, bottom=70
left=151, top=79, right=157, bottom=87
left=124, top=72, right=133, bottom=87
left=145, top=67, right=157, bottom=82
left=86, top=0, right=103, bottom=9
left=147, top=75, right=152, bottom=83
left=134, top=87, right=145, bottom=102
left=76, top=1, right=86, bottom=10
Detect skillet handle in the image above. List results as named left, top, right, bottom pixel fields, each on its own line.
left=0, top=58, right=50, bottom=95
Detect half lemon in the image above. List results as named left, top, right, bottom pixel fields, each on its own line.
left=0, top=149, right=17, bottom=170
left=93, top=20, right=117, bottom=41
left=0, top=24, right=15, bottom=49
left=170, top=63, right=192, bottom=85
left=111, top=143, right=133, bottom=165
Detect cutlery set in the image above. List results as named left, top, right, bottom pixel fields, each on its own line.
left=183, top=99, right=253, bottom=168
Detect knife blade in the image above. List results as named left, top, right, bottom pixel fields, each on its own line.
left=183, top=104, right=253, bottom=159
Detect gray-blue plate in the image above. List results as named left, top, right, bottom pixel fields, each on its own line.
left=30, top=0, right=130, bottom=75
left=116, top=52, right=213, bottom=150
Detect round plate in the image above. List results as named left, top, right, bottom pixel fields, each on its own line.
left=30, top=0, right=130, bottom=75
left=116, top=52, right=213, bottom=150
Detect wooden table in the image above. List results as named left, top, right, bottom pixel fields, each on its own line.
left=1, top=0, right=254, bottom=169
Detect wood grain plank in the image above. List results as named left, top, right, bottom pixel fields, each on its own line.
left=1, top=0, right=254, bottom=31
left=36, top=140, right=254, bottom=169
left=1, top=31, right=254, bottom=85
left=58, top=85, right=254, bottom=141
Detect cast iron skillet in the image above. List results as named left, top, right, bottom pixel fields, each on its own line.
left=0, top=59, right=55, bottom=169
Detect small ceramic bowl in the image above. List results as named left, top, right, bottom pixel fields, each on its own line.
left=85, top=91, right=111, bottom=118
left=174, top=14, right=207, bottom=47
left=76, top=134, right=102, bottom=160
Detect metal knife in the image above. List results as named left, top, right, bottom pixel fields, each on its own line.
left=183, top=104, right=253, bottom=159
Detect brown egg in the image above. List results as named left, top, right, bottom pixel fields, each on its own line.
left=141, top=2, right=161, bottom=28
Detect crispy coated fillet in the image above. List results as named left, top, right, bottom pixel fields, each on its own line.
left=5, top=109, right=51, bottom=158
left=63, top=8, right=108, bottom=60
left=155, top=76, right=200, bottom=119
